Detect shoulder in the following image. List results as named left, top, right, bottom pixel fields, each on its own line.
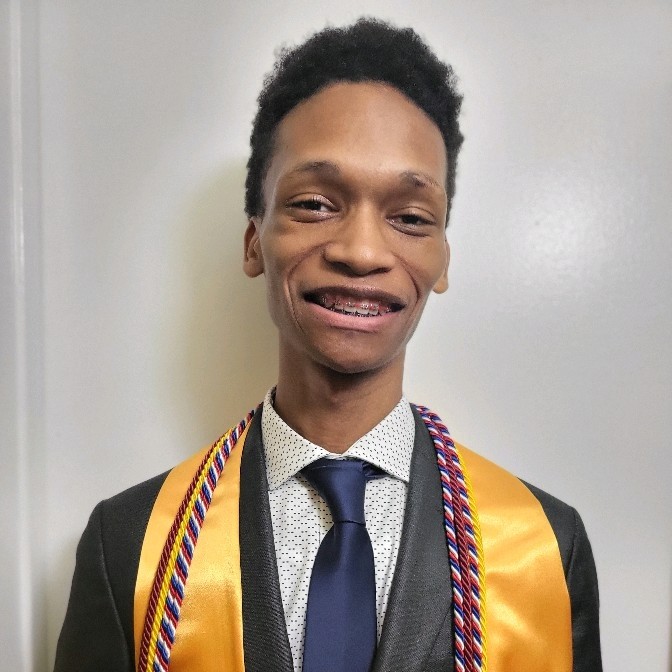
left=520, top=480, right=585, bottom=575
left=461, top=452, right=602, bottom=667
left=74, top=470, right=171, bottom=571
left=87, top=471, right=171, bottom=636
left=95, top=470, right=170, bottom=546
left=91, top=435, right=229, bottom=573
left=450, top=435, right=590, bottom=579
left=57, top=470, right=172, bottom=668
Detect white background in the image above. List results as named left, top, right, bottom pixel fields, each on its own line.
left=2, top=1, right=671, bottom=670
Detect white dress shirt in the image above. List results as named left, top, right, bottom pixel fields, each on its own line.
left=261, top=389, right=416, bottom=672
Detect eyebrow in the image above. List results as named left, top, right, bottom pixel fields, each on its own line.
left=398, top=170, right=443, bottom=191
left=286, top=160, right=342, bottom=179
left=285, top=161, right=443, bottom=191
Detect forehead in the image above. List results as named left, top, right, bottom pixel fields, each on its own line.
left=264, top=82, right=447, bottom=195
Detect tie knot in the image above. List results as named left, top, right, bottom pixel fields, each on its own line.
left=302, top=458, right=380, bottom=524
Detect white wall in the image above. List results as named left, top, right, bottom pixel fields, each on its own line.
left=2, top=1, right=44, bottom=670
left=2, top=1, right=670, bottom=670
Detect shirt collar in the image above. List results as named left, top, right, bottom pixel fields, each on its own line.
left=261, top=388, right=415, bottom=491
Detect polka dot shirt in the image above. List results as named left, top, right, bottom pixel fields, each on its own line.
left=262, top=388, right=415, bottom=672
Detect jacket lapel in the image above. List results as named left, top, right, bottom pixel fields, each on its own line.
left=372, top=407, right=454, bottom=672
left=239, top=410, right=294, bottom=672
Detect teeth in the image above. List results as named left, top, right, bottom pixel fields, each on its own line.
left=316, top=294, right=391, bottom=317
left=315, top=292, right=393, bottom=316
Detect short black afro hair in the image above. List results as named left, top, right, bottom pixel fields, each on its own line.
left=245, top=17, right=464, bottom=218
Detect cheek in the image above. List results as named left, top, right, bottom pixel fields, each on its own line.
left=262, top=271, right=291, bottom=334
left=258, top=237, right=297, bottom=312
left=407, top=248, right=447, bottom=294
left=261, top=231, right=316, bottom=291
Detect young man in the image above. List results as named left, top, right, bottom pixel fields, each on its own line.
left=55, top=19, right=602, bottom=672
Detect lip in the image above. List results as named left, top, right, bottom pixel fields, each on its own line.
left=302, top=285, right=406, bottom=333
left=304, top=300, right=401, bottom=332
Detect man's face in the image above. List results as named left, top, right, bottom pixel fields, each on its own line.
left=244, top=81, right=450, bottom=375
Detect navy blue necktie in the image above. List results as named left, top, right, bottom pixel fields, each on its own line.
left=301, top=458, right=381, bottom=672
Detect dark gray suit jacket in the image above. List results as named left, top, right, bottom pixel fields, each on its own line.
left=55, top=408, right=602, bottom=671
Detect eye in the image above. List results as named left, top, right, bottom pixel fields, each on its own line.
left=396, top=213, right=430, bottom=225
left=388, top=209, right=436, bottom=232
left=286, top=195, right=336, bottom=221
left=288, top=196, right=333, bottom=212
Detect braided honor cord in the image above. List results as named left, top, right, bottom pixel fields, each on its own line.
left=414, top=405, right=487, bottom=672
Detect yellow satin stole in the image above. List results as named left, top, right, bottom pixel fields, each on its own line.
left=134, top=431, right=572, bottom=672
left=134, top=426, right=248, bottom=671
left=458, top=443, right=572, bottom=672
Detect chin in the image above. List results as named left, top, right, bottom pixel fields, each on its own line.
left=311, top=345, right=403, bottom=377
left=320, top=360, right=379, bottom=376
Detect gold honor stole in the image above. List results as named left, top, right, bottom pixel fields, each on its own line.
left=134, top=410, right=572, bottom=672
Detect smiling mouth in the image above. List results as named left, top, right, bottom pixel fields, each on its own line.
left=305, top=291, right=404, bottom=317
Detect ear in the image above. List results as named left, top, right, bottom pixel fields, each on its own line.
left=243, top=217, right=264, bottom=277
left=433, top=238, right=450, bottom=294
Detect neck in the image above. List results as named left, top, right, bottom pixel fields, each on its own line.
left=273, top=350, right=405, bottom=454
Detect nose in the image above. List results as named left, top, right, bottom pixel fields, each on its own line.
left=322, top=208, right=395, bottom=276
